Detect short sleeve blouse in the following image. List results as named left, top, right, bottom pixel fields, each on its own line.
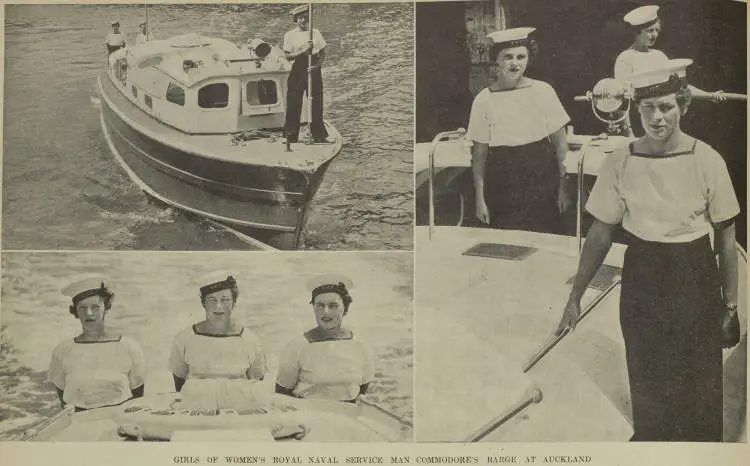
left=47, top=336, right=145, bottom=409
left=276, top=333, right=374, bottom=402
left=586, top=139, right=740, bottom=242
left=466, top=79, right=570, bottom=147
left=614, top=48, right=670, bottom=80
left=169, top=326, right=267, bottom=381
left=283, top=28, right=327, bottom=55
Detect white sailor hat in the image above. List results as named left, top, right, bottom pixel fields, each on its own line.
left=624, top=5, right=660, bottom=27
left=306, top=274, right=354, bottom=292
left=62, top=276, right=111, bottom=302
left=290, top=5, right=309, bottom=18
left=111, top=20, right=120, bottom=26
left=139, top=21, right=147, bottom=27
left=487, top=27, right=536, bottom=49
left=629, top=58, right=692, bottom=99
left=195, top=271, right=238, bottom=295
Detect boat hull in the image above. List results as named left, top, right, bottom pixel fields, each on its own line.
left=98, top=74, right=341, bottom=249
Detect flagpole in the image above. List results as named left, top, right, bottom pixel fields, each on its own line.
left=306, top=2, right=313, bottom=145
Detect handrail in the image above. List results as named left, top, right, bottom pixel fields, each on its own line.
left=428, top=128, right=466, bottom=240
left=18, top=405, right=75, bottom=441
left=522, top=275, right=622, bottom=373
left=463, top=387, right=543, bottom=442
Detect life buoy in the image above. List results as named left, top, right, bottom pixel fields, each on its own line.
left=114, top=58, right=128, bottom=83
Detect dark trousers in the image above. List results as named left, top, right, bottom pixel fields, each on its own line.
left=285, top=56, right=328, bottom=142
left=621, top=234, right=723, bottom=442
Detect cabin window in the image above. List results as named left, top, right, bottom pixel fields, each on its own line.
left=132, top=85, right=138, bottom=98
left=145, top=94, right=153, bottom=109
left=198, top=83, right=229, bottom=109
left=246, top=80, right=278, bottom=106
left=166, top=82, right=185, bottom=106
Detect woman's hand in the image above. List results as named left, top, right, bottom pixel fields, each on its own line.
left=557, top=181, right=572, bottom=214
left=475, top=198, right=490, bottom=225
left=307, top=63, right=320, bottom=72
left=721, top=305, right=740, bottom=349
left=711, top=90, right=727, bottom=103
left=555, top=299, right=581, bottom=336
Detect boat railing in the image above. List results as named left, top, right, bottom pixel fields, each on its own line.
left=18, top=405, right=75, bottom=441
left=428, top=128, right=467, bottom=239
left=463, top=387, right=543, bottom=442
left=522, top=274, right=622, bottom=373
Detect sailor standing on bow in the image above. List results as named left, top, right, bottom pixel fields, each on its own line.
left=105, top=21, right=127, bottom=55
left=135, top=21, right=153, bottom=45
left=283, top=4, right=332, bottom=144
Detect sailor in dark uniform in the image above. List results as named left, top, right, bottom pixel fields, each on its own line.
left=283, top=5, right=331, bottom=144
left=105, top=21, right=127, bottom=55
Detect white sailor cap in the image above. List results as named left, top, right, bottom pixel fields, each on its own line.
left=111, top=20, right=120, bottom=26
left=629, top=58, right=692, bottom=99
left=487, top=27, right=536, bottom=49
left=624, top=5, right=660, bottom=27
left=306, top=274, right=354, bottom=292
left=62, top=276, right=111, bottom=302
left=290, top=5, right=309, bottom=18
left=139, top=21, right=147, bottom=27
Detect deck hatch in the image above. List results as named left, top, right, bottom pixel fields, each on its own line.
left=462, top=243, right=537, bottom=261
left=567, top=264, right=622, bottom=291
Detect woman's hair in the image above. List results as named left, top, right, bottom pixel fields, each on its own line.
left=199, top=276, right=240, bottom=306
left=489, top=39, right=538, bottom=64
left=310, top=282, right=354, bottom=314
left=69, top=284, right=115, bottom=317
left=634, top=79, right=692, bottom=114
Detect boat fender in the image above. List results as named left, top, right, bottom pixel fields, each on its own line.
left=114, top=59, right=128, bottom=83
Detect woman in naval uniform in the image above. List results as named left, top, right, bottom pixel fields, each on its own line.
left=47, top=277, right=146, bottom=411
left=169, top=272, right=267, bottom=393
left=557, top=59, right=740, bottom=441
left=282, top=5, right=332, bottom=144
left=467, top=27, right=572, bottom=233
left=275, top=274, right=374, bottom=403
left=104, top=21, right=126, bottom=55
left=613, top=5, right=724, bottom=135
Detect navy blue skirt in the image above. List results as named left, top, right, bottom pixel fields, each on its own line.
left=483, top=138, right=562, bottom=234
left=621, top=233, right=724, bottom=441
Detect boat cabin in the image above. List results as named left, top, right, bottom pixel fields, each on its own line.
left=107, top=33, right=295, bottom=134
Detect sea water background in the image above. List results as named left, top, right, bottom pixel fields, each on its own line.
left=2, top=3, right=414, bottom=251
left=0, top=252, right=413, bottom=438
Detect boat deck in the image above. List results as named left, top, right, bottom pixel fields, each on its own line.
left=415, top=226, right=747, bottom=442
left=100, top=73, right=342, bottom=173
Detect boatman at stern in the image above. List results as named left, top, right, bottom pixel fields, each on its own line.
left=135, top=21, right=154, bottom=45
left=105, top=21, right=127, bottom=55
left=283, top=5, right=332, bottom=144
